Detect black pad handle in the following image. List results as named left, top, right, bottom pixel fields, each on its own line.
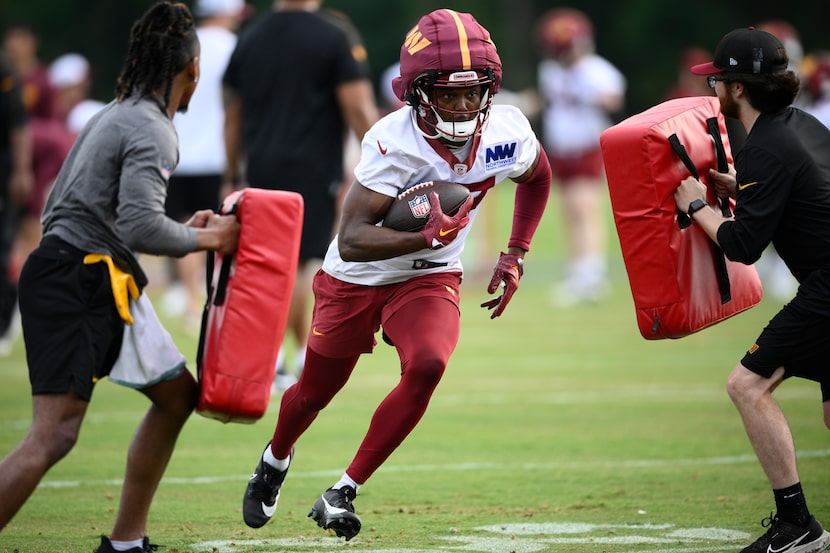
left=196, top=200, right=240, bottom=376
left=669, top=132, right=732, bottom=304
left=669, top=134, right=697, bottom=229
left=706, top=117, right=733, bottom=217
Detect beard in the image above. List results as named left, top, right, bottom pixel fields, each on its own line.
left=719, top=87, right=739, bottom=119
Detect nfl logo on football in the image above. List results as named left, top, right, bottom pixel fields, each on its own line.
left=408, top=194, right=431, bottom=219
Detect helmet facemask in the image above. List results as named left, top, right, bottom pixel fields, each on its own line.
left=409, top=69, right=496, bottom=144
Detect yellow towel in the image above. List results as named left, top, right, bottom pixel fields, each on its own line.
left=83, top=254, right=139, bottom=324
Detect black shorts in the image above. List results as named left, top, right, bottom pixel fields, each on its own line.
left=741, top=294, right=830, bottom=401
left=247, top=180, right=339, bottom=260
left=18, top=236, right=123, bottom=401
left=166, top=174, right=223, bottom=221
left=297, top=186, right=338, bottom=260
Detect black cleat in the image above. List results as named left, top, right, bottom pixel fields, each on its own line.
left=308, top=486, right=362, bottom=541
left=741, top=513, right=830, bottom=553
left=242, top=442, right=292, bottom=528
left=95, top=535, right=158, bottom=552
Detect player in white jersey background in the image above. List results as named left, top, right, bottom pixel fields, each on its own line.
left=535, top=8, right=626, bottom=307
left=240, top=8, right=551, bottom=542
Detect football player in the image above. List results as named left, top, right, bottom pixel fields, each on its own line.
left=242, top=8, right=551, bottom=540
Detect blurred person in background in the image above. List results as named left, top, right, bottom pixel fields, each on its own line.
left=48, top=52, right=106, bottom=137
left=802, top=50, right=830, bottom=128
left=535, top=7, right=626, bottom=307
left=2, top=23, right=55, bottom=121
left=3, top=24, right=74, bottom=310
left=664, top=46, right=715, bottom=100
left=0, top=51, right=33, bottom=355
left=163, top=0, right=249, bottom=332
left=223, top=0, right=378, bottom=392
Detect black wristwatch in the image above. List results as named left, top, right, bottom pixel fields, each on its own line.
left=687, top=198, right=709, bottom=219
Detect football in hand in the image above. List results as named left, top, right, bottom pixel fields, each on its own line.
left=381, top=181, right=471, bottom=232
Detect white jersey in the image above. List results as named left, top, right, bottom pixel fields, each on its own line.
left=173, top=25, right=238, bottom=175
left=322, top=104, right=539, bottom=286
left=538, top=54, right=626, bottom=155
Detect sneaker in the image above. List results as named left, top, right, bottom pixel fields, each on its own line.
left=271, top=366, right=298, bottom=394
left=242, top=442, right=292, bottom=528
left=308, top=486, right=362, bottom=541
left=0, top=305, right=21, bottom=357
left=550, top=277, right=609, bottom=308
left=741, top=513, right=830, bottom=553
left=95, top=535, right=158, bottom=552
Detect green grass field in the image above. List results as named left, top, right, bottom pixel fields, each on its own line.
left=1, top=187, right=828, bottom=553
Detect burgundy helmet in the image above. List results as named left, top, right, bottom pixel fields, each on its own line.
left=536, top=8, right=594, bottom=56
left=804, top=51, right=830, bottom=100
left=391, top=9, right=502, bottom=143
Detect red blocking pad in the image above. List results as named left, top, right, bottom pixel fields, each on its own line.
left=197, top=188, right=303, bottom=422
left=600, top=96, right=763, bottom=339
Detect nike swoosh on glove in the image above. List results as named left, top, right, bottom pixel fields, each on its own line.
left=419, top=191, right=473, bottom=249
left=481, top=252, right=523, bottom=319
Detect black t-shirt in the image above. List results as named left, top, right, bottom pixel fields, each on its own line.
left=223, top=9, right=370, bottom=191
left=717, top=107, right=830, bottom=308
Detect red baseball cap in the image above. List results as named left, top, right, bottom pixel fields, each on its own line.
left=691, top=27, right=789, bottom=76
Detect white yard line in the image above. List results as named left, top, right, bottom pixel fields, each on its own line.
left=36, top=448, right=830, bottom=489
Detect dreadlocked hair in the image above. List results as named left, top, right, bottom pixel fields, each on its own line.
left=115, top=1, right=197, bottom=108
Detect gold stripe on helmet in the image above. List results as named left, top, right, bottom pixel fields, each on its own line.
left=444, top=9, right=471, bottom=69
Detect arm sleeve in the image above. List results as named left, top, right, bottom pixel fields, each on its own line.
left=508, top=143, right=552, bottom=251
left=716, top=147, right=790, bottom=264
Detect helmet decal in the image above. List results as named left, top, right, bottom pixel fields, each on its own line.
left=403, top=26, right=432, bottom=56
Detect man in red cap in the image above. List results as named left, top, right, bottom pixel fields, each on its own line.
left=240, top=8, right=551, bottom=541
left=674, top=27, right=830, bottom=553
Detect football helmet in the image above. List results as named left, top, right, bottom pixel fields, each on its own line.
left=803, top=51, right=830, bottom=101
left=757, top=20, right=803, bottom=66
left=536, top=8, right=594, bottom=57
left=391, top=9, right=502, bottom=143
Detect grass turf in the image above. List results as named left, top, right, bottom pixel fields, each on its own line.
left=1, top=186, right=827, bottom=552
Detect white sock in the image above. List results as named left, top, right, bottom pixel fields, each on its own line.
left=295, top=348, right=306, bottom=373
left=275, top=347, right=286, bottom=372
left=332, top=472, right=360, bottom=492
left=262, top=445, right=290, bottom=471
left=110, top=538, right=144, bottom=551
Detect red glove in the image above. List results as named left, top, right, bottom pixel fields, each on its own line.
left=419, top=192, right=473, bottom=249
left=480, top=252, right=524, bottom=319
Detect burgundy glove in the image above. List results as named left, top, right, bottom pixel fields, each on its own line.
left=480, top=252, right=524, bottom=319
left=419, top=192, right=473, bottom=249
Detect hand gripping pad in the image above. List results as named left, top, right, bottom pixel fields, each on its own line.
left=197, top=188, right=303, bottom=422
left=600, top=96, right=762, bottom=339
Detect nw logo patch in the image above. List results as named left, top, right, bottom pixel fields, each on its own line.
left=485, top=141, right=518, bottom=171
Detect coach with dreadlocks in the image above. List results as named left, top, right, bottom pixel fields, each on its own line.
left=0, top=3, right=239, bottom=552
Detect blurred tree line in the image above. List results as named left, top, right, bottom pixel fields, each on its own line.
left=1, top=0, right=825, bottom=119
